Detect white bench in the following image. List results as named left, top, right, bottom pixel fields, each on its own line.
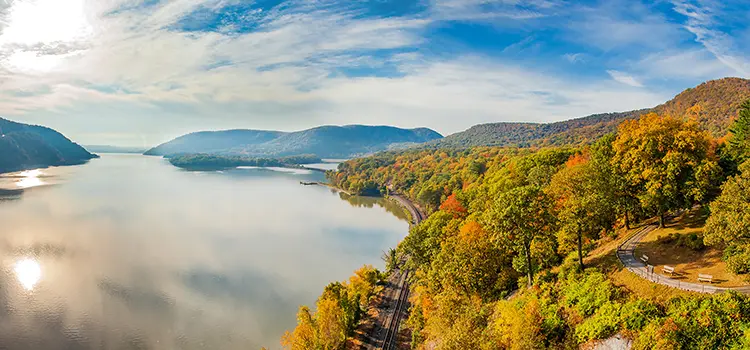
left=662, top=266, right=675, bottom=276
left=640, top=255, right=649, bottom=263
left=698, top=274, right=713, bottom=283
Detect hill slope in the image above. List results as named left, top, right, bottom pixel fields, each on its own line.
left=0, top=118, right=97, bottom=174
left=653, top=77, right=750, bottom=137
left=432, top=77, right=750, bottom=149
left=145, top=125, right=443, bottom=158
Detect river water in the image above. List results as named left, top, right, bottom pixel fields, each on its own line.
left=0, top=154, right=408, bottom=349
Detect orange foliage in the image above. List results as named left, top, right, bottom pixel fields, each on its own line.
left=458, top=221, right=486, bottom=244
left=564, top=152, right=589, bottom=168
left=439, top=194, right=467, bottom=217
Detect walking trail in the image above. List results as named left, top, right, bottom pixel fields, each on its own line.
left=617, top=225, right=750, bottom=294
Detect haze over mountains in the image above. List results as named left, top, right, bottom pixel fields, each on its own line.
left=431, top=77, right=750, bottom=149
left=0, top=118, right=96, bottom=174
left=145, top=125, right=443, bottom=158
left=2, top=77, right=749, bottom=174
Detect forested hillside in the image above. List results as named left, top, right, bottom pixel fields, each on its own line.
left=431, top=77, right=750, bottom=149
left=0, top=118, right=96, bottom=174
left=282, top=100, right=750, bottom=349
left=145, top=125, right=443, bottom=158
left=654, top=77, right=750, bottom=137
left=430, top=110, right=646, bottom=149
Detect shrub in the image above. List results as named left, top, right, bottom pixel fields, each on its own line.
left=723, top=245, right=750, bottom=274
left=657, top=232, right=705, bottom=251
left=619, top=299, right=663, bottom=332
left=575, top=301, right=622, bottom=343
left=562, top=270, right=620, bottom=317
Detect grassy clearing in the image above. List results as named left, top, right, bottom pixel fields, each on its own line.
left=634, top=207, right=749, bottom=287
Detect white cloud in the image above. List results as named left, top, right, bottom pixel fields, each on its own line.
left=634, top=49, right=735, bottom=80
left=311, top=59, right=667, bottom=132
left=567, top=1, right=687, bottom=51
left=607, top=70, right=644, bottom=87
left=670, top=0, right=750, bottom=77
left=0, top=0, right=716, bottom=146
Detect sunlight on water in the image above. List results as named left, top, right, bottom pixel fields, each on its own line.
left=16, top=169, right=44, bottom=189
left=14, top=258, right=42, bottom=291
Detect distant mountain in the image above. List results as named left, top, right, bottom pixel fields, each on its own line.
left=0, top=118, right=97, bottom=174
left=84, top=145, right=148, bottom=154
left=145, top=125, right=443, bottom=158
left=432, top=77, right=750, bottom=149
left=431, top=110, right=648, bottom=149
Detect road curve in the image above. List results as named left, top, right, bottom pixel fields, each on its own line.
left=617, top=224, right=750, bottom=294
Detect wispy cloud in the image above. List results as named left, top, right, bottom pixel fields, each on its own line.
left=563, top=53, right=585, bottom=63
left=670, top=0, right=750, bottom=77
left=606, top=70, right=644, bottom=87
left=0, top=0, right=740, bottom=145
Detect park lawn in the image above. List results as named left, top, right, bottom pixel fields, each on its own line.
left=634, top=207, right=749, bottom=287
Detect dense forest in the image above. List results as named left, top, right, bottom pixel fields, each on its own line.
left=0, top=117, right=97, bottom=174
left=166, top=154, right=321, bottom=170
left=282, top=99, right=750, bottom=349
left=429, top=77, right=750, bottom=149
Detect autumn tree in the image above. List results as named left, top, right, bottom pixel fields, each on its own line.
left=439, top=193, right=467, bottom=218
left=315, top=297, right=347, bottom=349
left=281, top=306, right=318, bottom=350
left=483, top=185, right=557, bottom=287
left=612, top=113, right=720, bottom=227
left=430, top=220, right=516, bottom=300
left=549, top=153, right=617, bottom=269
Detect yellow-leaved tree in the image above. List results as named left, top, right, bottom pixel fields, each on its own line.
left=612, top=113, right=720, bottom=227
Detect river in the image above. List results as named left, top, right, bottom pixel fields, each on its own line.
left=0, top=154, right=409, bottom=349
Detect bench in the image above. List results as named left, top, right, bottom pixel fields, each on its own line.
left=640, top=255, right=649, bottom=263
left=662, top=266, right=675, bottom=276
left=698, top=274, right=713, bottom=283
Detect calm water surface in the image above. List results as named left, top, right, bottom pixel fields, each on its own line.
left=0, top=154, right=408, bottom=349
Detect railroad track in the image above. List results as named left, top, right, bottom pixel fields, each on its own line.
left=380, top=270, right=410, bottom=350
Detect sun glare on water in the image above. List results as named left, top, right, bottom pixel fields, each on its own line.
left=16, top=169, right=44, bottom=188
left=14, top=258, right=42, bottom=291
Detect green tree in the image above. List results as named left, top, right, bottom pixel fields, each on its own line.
left=612, top=113, right=720, bottom=227
left=549, top=155, right=617, bottom=269
left=483, top=185, right=557, bottom=287
left=705, top=161, right=750, bottom=246
left=727, top=99, right=750, bottom=163
left=591, top=134, right=640, bottom=229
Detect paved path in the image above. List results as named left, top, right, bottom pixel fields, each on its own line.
left=617, top=225, right=750, bottom=294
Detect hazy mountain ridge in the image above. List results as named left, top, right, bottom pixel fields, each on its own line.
left=145, top=125, right=444, bottom=158
left=0, top=118, right=97, bottom=174
left=431, top=77, right=750, bottom=149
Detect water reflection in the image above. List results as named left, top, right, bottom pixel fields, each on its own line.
left=0, top=154, right=408, bottom=348
left=337, top=192, right=411, bottom=222
left=14, top=258, right=41, bottom=291
left=16, top=169, right=44, bottom=189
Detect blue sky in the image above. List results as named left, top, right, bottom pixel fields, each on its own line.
left=0, top=0, right=748, bottom=146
